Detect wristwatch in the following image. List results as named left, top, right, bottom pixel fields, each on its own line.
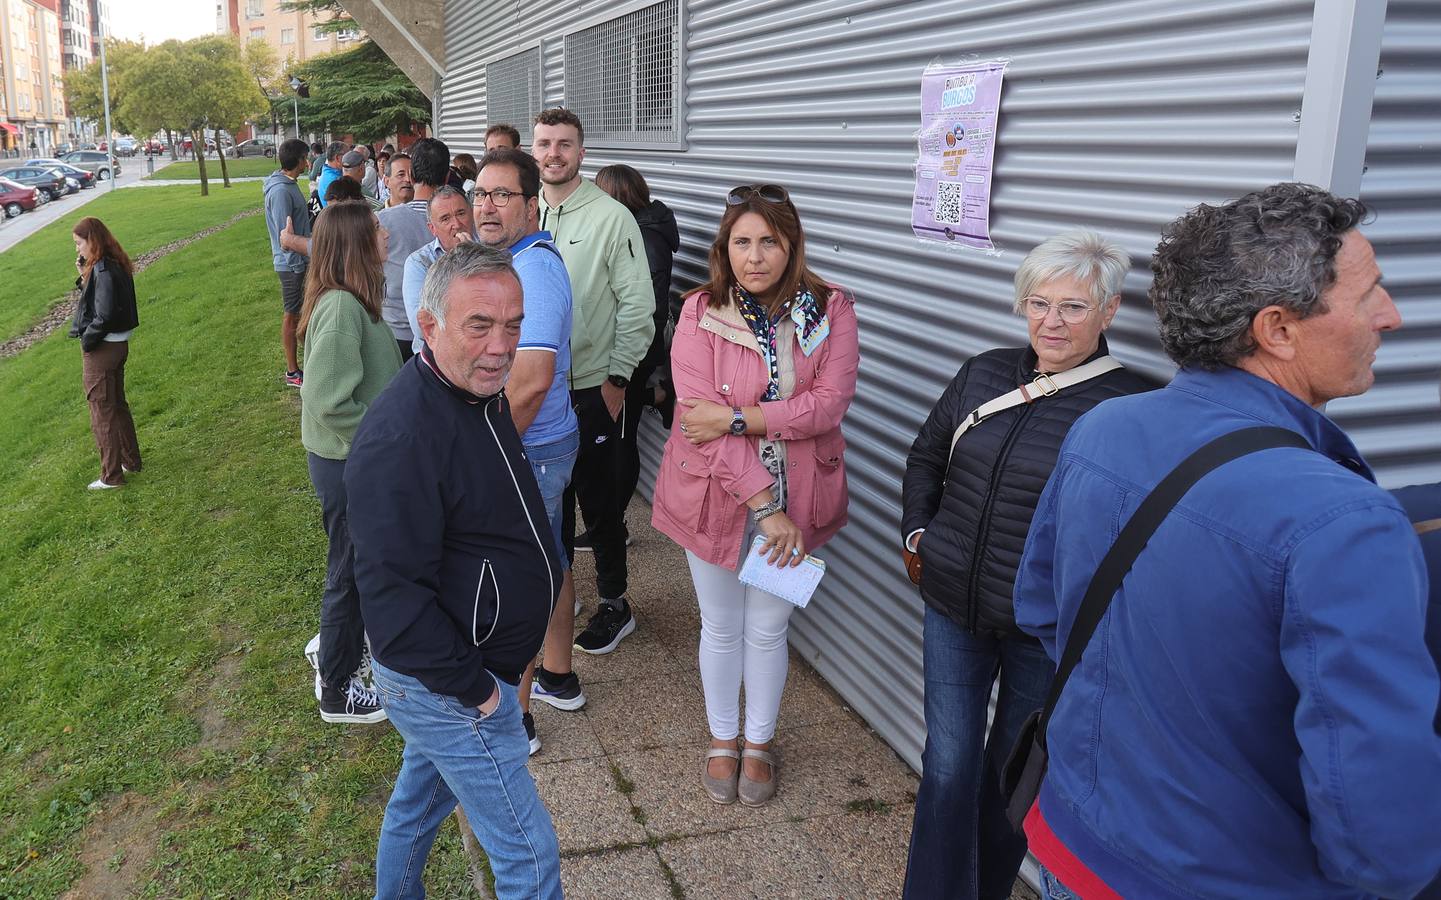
left=607, top=374, right=630, bottom=389
left=729, top=407, right=746, bottom=436
left=752, top=498, right=783, bottom=522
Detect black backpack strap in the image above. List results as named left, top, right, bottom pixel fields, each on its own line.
left=1036, top=426, right=1312, bottom=740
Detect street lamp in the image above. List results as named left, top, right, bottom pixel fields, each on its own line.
left=98, top=24, right=116, bottom=191
left=289, top=76, right=309, bottom=138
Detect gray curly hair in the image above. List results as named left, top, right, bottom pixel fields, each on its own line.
left=1149, top=182, right=1369, bottom=369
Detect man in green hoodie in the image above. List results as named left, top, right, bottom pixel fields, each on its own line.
left=533, top=108, right=655, bottom=655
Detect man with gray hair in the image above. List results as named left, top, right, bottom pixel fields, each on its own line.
left=1013, top=182, right=1441, bottom=897
left=401, top=186, right=477, bottom=353
left=346, top=241, right=564, bottom=899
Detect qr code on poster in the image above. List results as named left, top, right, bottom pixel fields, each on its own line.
left=934, top=181, right=965, bottom=224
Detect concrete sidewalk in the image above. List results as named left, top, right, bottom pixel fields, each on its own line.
left=538, top=500, right=1037, bottom=899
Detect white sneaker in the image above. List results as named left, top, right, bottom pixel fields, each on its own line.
left=87, top=478, right=121, bottom=490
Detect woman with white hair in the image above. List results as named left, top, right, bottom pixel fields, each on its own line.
left=898, top=230, right=1152, bottom=899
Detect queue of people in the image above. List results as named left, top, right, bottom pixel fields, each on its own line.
left=246, top=110, right=1441, bottom=899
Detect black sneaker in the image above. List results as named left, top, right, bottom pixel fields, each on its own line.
left=574, top=600, right=636, bottom=655
left=532, top=668, right=586, bottom=711
left=319, top=677, right=387, bottom=724
left=522, top=712, right=541, bottom=756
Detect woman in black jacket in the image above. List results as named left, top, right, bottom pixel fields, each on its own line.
left=596, top=164, right=681, bottom=509
left=899, top=230, right=1152, bottom=900
left=69, top=216, right=140, bottom=490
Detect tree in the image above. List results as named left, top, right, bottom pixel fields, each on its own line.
left=120, top=42, right=190, bottom=164
left=244, top=39, right=285, bottom=140
left=291, top=39, right=430, bottom=143
left=187, top=36, right=269, bottom=188
left=63, top=39, right=147, bottom=137
left=276, top=0, right=356, bottom=34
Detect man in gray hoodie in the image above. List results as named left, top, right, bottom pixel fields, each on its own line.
left=263, top=138, right=313, bottom=387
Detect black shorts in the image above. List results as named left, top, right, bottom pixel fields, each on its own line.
left=278, top=270, right=304, bottom=315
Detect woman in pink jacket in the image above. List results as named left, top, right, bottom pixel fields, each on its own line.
left=652, top=184, right=859, bottom=807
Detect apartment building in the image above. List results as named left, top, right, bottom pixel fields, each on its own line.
left=0, top=0, right=66, bottom=153
left=219, top=0, right=365, bottom=67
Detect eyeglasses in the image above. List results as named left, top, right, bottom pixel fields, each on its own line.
left=726, top=183, right=790, bottom=206
left=1022, top=297, right=1096, bottom=324
left=474, top=188, right=524, bottom=207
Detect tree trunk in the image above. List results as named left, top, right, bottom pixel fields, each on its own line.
left=167, top=129, right=178, bottom=161
left=216, top=130, right=232, bottom=188
left=191, top=132, right=209, bottom=196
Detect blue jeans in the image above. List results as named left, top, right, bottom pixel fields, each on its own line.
left=903, top=608, right=1054, bottom=900
left=1038, top=866, right=1082, bottom=900
left=525, top=429, right=579, bottom=571
left=370, top=661, right=561, bottom=900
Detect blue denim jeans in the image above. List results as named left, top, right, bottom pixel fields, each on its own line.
left=525, top=429, right=579, bottom=571
left=1038, top=866, right=1082, bottom=900
left=903, top=608, right=1054, bottom=900
left=370, top=661, right=561, bottom=900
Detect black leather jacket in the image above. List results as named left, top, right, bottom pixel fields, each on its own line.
left=69, top=258, right=138, bottom=352
left=901, top=337, right=1153, bottom=636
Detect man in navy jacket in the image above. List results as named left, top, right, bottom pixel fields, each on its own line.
left=1015, top=183, right=1441, bottom=899
left=346, top=242, right=563, bottom=899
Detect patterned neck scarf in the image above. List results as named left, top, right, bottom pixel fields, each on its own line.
left=733, top=286, right=829, bottom=401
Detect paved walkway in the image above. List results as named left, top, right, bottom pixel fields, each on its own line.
left=541, top=502, right=1037, bottom=899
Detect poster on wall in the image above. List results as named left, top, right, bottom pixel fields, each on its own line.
left=911, top=59, right=1008, bottom=252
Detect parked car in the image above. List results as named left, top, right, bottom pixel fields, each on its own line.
left=227, top=138, right=276, bottom=158
left=0, top=176, right=41, bottom=217
left=0, top=166, right=68, bottom=201
left=60, top=150, right=121, bottom=180
left=115, top=136, right=137, bottom=156
left=143, top=138, right=167, bottom=155
left=25, top=159, right=98, bottom=189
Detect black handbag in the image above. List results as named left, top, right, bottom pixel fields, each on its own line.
left=1001, top=426, right=1310, bottom=831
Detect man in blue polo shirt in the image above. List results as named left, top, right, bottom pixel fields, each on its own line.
left=474, top=147, right=583, bottom=755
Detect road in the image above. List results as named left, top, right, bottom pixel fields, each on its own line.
left=0, top=155, right=181, bottom=254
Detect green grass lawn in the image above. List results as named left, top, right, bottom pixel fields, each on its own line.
left=0, top=184, right=267, bottom=343
left=147, top=158, right=284, bottom=181
left=0, top=217, right=478, bottom=898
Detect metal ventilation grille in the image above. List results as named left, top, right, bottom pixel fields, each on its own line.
left=563, top=0, right=681, bottom=147
left=485, top=48, right=543, bottom=142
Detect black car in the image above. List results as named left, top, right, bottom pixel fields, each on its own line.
left=0, top=166, right=69, bottom=201
left=26, top=159, right=97, bottom=189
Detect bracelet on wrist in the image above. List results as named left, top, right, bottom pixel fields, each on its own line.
left=752, top=500, right=783, bottom=523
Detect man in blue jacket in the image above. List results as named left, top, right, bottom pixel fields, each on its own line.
left=346, top=243, right=563, bottom=899
left=1015, top=182, right=1441, bottom=899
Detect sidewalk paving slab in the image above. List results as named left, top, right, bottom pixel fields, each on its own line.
left=505, top=496, right=1041, bottom=899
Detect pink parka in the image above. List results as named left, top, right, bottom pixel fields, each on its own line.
left=651, top=287, right=859, bottom=570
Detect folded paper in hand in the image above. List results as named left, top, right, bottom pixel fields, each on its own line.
left=738, top=535, right=827, bottom=608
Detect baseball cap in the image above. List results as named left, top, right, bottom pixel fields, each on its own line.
left=341, top=150, right=365, bottom=167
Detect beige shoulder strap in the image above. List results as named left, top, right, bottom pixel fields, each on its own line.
left=947, top=356, right=1124, bottom=463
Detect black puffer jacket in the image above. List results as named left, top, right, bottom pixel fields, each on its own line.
left=901, top=336, right=1153, bottom=637
left=635, top=199, right=679, bottom=368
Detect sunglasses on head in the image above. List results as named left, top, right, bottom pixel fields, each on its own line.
left=726, top=184, right=790, bottom=206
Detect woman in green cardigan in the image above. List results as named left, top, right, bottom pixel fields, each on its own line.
left=298, top=200, right=402, bottom=724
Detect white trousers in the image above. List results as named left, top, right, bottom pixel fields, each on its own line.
left=686, top=549, right=796, bottom=744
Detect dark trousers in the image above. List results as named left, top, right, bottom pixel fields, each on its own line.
left=563, top=385, right=629, bottom=600
left=82, top=341, right=141, bottom=485
left=903, top=608, right=1054, bottom=900
left=308, top=453, right=364, bottom=689
left=617, top=357, right=660, bottom=509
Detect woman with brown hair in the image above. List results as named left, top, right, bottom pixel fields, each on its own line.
left=299, top=201, right=402, bottom=725
left=70, top=216, right=140, bottom=490
left=651, top=184, right=859, bottom=806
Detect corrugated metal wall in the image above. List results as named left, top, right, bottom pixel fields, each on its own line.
left=1331, top=0, right=1441, bottom=488
left=436, top=0, right=1437, bottom=771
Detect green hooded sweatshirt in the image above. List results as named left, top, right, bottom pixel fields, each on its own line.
left=539, top=179, right=656, bottom=390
